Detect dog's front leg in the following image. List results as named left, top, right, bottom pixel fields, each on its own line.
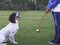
left=9, top=32, right=18, bottom=44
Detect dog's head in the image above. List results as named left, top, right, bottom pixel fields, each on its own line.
left=9, top=12, right=20, bottom=23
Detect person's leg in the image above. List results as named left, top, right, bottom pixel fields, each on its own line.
left=52, top=12, right=57, bottom=39
left=55, top=12, right=60, bottom=38
left=48, top=12, right=60, bottom=44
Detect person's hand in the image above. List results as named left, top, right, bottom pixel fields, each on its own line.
left=46, top=9, right=51, bottom=14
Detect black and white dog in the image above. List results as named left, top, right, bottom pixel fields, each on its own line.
left=0, top=12, right=20, bottom=45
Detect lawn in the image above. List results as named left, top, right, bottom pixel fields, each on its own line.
left=0, top=11, right=57, bottom=45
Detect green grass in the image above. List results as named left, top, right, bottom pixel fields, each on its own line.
left=0, top=11, right=58, bottom=45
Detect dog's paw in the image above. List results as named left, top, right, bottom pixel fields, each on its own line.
left=12, top=41, right=18, bottom=44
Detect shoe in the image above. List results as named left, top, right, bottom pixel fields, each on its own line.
left=48, top=39, right=60, bottom=45
left=48, top=41, right=54, bottom=45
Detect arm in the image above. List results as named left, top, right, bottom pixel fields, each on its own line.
left=46, top=0, right=51, bottom=9
left=46, top=0, right=60, bottom=14
left=47, top=0, right=60, bottom=10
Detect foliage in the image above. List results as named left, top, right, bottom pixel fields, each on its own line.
left=0, top=0, right=48, bottom=10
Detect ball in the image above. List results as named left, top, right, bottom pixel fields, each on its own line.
left=36, top=29, right=40, bottom=32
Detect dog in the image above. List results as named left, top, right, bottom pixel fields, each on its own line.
left=0, top=12, right=20, bottom=45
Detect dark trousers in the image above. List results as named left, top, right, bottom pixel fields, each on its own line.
left=52, top=12, right=60, bottom=38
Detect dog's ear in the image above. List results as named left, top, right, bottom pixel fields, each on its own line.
left=9, top=13, right=16, bottom=23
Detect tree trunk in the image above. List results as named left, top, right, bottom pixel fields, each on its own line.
left=34, top=0, right=37, bottom=10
